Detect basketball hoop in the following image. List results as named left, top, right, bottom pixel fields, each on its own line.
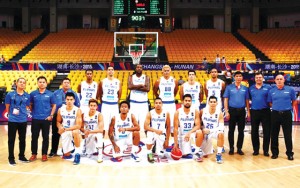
left=130, top=51, right=143, bottom=65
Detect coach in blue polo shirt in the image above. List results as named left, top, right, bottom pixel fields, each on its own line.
left=249, top=73, right=272, bottom=157
left=5, top=78, right=30, bottom=166
left=267, top=74, right=296, bottom=160
left=224, top=71, right=250, bottom=155
left=48, top=77, right=80, bottom=158
left=29, top=76, right=56, bottom=162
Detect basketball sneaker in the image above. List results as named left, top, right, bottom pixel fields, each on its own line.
left=222, top=147, right=225, bottom=153
left=131, top=153, right=141, bottom=162
left=111, top=157, right=123, bottom=162
left=62, top=154, right=73, bottom=159
left=19, top=157, right=30, bottom=163
left=147, top=153, right=155, bottom=163
left=194, top=150, right=204, bottom=162
left=42, top=154, right=48, bottom=162
left=216, top=153, right=223, bottom=164
left=73, top=153, right=80, bottom=165
left=97, top=154, right=103, bottom=163
left=29, top=155, right=37, bottom=162
left=182, top=154, right=193, bottom=159
left=9, top=159, right=16, bottom=166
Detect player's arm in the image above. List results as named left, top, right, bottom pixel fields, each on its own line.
left=173, top=110, right=179, bottom=150
left=139, top=75, right=150, bottom=92
left=128, top=114, right=140, bottom=131
left=164, top=112, right=171, bottom=149
left=179, top=84, right=184, bottom=102
left=77, top=84, right=81, bottom=93
left=174, top=79, right=179, bottom=97
left=153, top=79, right=160, bottom=98
left=199, top=84, right=204, bottom=103
left=144, top=112, right=153, bottom=132
left=221, top=81, right=225, bottom=96
left=128, top=75, right=142, bottom=91
left=56, top=109, right=65, bottom=135
left=118, top=81, right=122, bottom=102
left=204, top=82, right=208, bottom=99
left=80, top=113, right=85, bottom=133
left=108, top=117, right=117, bottom=147
left=96, top=81, right=103, bottom=102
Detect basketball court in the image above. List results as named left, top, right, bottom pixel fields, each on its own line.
left=0, top=124, right=299, bottom=187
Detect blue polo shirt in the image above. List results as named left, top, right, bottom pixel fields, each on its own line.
left=30, top=89, right=56, bottom=120
left=267, top=86, right=296, bottom=111
left=249, top=84, right=271, bottom=110
left=223, top=84, right=249, bottom=108
left=53, top=89, right=80, bottom=113
left=5, top=91, right=30, bottom=123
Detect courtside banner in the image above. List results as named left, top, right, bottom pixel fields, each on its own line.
left=1, top=62, right=299, bottom=71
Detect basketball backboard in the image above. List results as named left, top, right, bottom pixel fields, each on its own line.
left=114, top=32, right=158, bottom=58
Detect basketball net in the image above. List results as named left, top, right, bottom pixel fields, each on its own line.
left=130, top=51, right=142, bottom=65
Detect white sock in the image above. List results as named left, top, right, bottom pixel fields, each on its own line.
left=132, top=145, right=139, bottom=154
left=217, top=147, right=223, bottom=154
left=75, top=147, right=80, bottom=154
left=194, top=146, right=200, bottom=153
left=147, top=149, right=152, bottom=154
left=97, top=147, right=103, bottom=157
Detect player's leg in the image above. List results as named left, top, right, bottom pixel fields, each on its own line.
left=61, top=131, right=74, bottom=159
left=179, top=134, right=193, bottom=159
left=155, top=134, right=168, bottom=161
left=111, top=139, right=123, bottom=162
left=145, top=131, right=155, bottom=163
left=95, top=133, right=104, bottom=163
left=131, top=131, right=141, bottom=162
left=216, top=131, right=225, bottom=164
left=84, top=134, right=94, bottom=156
left=193, top=131, right=204, bottom=162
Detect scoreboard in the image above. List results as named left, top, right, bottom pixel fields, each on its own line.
left=113, top=0, right=168, bottom=16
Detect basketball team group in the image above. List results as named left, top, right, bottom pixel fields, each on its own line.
left=5, top=64, right=297, bottom=166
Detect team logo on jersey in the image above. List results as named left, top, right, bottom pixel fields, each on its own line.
left=163, top=113, right=165, bottom=117
left=95, top=115, right=97, bottom=119
left=171, top=79, right=173, bottom=82
left=73, top=110, right=76, bottom=115
left=218, top=82, right=220, bottom=86
left=127, top=117, right=130, bottom=122
left=191, top=112, right=194, bottom=117
left=215, top=114, right=218, bottom=118
left=115, top=82, right=118, bottom=85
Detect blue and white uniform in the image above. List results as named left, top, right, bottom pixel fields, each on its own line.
left=182, top=81, right=201, bottom=109
left=80, top=81, right=97, bottom=113
left=206, top=79, right=224, bottom=109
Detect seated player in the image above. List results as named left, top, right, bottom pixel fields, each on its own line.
left=173, top=94, right=204, bottom=162
left=200, top=96, right=225, bottom=164
left=81, top=98, right=104, bottom=163
left=108, top=101, right=141, bottom=162
left=144, top=98, right=170, bottom=163
left=57, top=92, right=82, bottom=165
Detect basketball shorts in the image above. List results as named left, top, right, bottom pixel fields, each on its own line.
left=163, top=103, right=176, bottom=133
left=101, top=103, right=119, bottom=131
left=178, top=132, right=197, bottom=155
left=61, top=130, right=80, bottom=154
left=146, top=132, right=166, bottom=155
left=85, top=133, right=103, bottom=155
left=129, top=102, right=149, bottom=132
left=201, top=130, right=224, bottom=155
left=112, top=133, right=133, bottom=158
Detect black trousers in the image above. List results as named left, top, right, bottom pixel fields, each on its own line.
left=228, top=107, right=246, bottom=150
left=50, top=113, right=60, bottom=154
left=250, top=108, right=271, bottom=153
left=31, top=119, right=50, bottom=155
left=271, top=110, right=293, bottom=156
left=8, top=122, right=27, bottom=160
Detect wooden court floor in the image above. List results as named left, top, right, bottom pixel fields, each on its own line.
left=0, top=124, right=300, bottom=188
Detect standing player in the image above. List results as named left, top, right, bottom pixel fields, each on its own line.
left=204, top=68, right=225, bottom=110
left=5, top=77, right=30, bottom=165
left=97, top=66, right=122, bottom=134
left=57, top=92, right=82, bottom=165
left=153, top=65, right=178, bottom=133
left=77, top=70, right=98, bottom=114
left=81, top=99, right=104, bottom=163
left=180, top=70, right=203, bottom=109
left=108, top=101, right=141, bottom=162
left=173, top=94, right=204, bottom=162
left=144, top=98, right=170, bottom=163
left=128, top=64, right=150, bottom=132
left=29, top=76, right=56, bottom=162
left=49, top=78, right=80, bottom=158
left=200, top=96, right=225, bottom=164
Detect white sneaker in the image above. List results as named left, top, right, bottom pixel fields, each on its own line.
left=131, top=153, right=141, bottom=162
left=97, top=155, right=103, bottom=163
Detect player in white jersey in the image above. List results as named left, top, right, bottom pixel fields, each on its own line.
left=180, top=70, right=203, bottom=110
left=153, top=65, right=178, bottom=133
left=128, top=64, right=150, bottom=133
left=57, top=92, right=82, bottom=165
left=97, top=66, right=122, bottom=132
left=81, top=99, right=104, bottom=163
left=108, top=101, right=141, bottom=162
left=77, top=70, right=98, bottom=114
left=173, top=94, right=204, bottom=162
left=200, top=96, right=225, bottom=164
left=204, top=68, right=225, bottom=110
left=144, top=98, right=170, bottom=163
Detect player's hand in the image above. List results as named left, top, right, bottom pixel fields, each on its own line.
left=84, top=130, right=90, bottom=138
left=203, top=128, right=210, bottom=135
left=155, top=130, right=163, bottom=135
left=184, top=134, right=190, bottom=142
left=114, top=145, right=120, bottom=153
left=118, top=127, right=126, bottom=132
left=163, top=141, right=169, bottom=149
left=172, top=144, right=179, bottom=152
left=225, top=112, right=230, bottom=120
left=58, top=127, right=65, bottom=135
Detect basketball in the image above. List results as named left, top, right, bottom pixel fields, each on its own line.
left=171, top=149, right=183, bottom=160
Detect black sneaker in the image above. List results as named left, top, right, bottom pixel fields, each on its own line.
left=9, top=160, right=16, bottom=166
left=19, top=157, right=30, bottom=163
left=48, top=152, right=57, bottom=158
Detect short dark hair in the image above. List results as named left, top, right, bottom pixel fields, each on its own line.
left=62, top=77, right=71, bottom=83
left=37, top=76, right=47, bottom=82
left=89, top=98, right=98, bottom=105
left=155, top=97, right=162, bottom=102
left=209, top=68, right=218, bottom=73
left=234, top=71, right=243, bottom=77
left=119, top=100, right=130, bottom=109
left=17, top=77, right=26, bottom=83
left=254, top=72, right=263, bottom=77
left=208, top=96, right=218, bottom=102
left=183, top=94, right=192, bottom=100
left=107, top=65, right=114, bottom=70
left=65, top=92, right=75, bottom=99
left=188, top=70, right=196, bottom=75
left=85, top=69, right=93, bottom=74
